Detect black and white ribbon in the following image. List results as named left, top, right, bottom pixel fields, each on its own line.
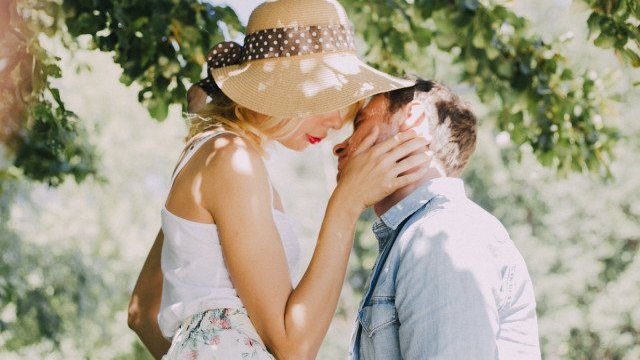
left=208, top=24, right=355, bottom=69
left=195, top=24, right=355, bottom=97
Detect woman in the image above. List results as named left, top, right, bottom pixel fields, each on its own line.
left=127, top=1, right=428, bottom=358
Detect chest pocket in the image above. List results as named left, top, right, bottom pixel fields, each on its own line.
left=358, top=296, right=399, bottom=337
left=357, top=296, right=402, bottom=359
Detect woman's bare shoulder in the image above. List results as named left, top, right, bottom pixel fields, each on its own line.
left=196, top=133, right=271, bottom=209
left=201, top=133, right=266, bottom=175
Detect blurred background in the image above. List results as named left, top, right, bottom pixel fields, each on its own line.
left=1, top=0, right=639, bottom=359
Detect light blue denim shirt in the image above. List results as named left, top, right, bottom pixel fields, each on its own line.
left=349, top=177, right=541, bottom=360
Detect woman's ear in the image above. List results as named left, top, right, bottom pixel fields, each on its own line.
left=187, top=84, right=209, bottom=113
left=398, top=100, right=426, bottom=131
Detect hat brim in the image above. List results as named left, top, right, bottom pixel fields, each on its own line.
left=211, top=52, right=414, bottom=119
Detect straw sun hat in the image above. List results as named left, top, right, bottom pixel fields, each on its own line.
left=197, top=0, right=413, bottom=119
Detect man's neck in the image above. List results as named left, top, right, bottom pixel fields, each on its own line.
left=373, top=163, right=446, bottom=217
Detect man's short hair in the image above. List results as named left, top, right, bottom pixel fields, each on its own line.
left=384, top=79, right=477, bottom=176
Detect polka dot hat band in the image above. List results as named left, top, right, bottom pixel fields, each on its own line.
left=209, top=24, right=356, bottom=69
left=200, top=0, right=414, bottom=119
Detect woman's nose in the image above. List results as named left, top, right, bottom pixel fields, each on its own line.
left=325, top=112, right=343, bottom=130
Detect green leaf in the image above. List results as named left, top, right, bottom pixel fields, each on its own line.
left=48, top=88, right=65, bottom=111
left=413, top=27, right=433, bottom=46
left=13, top=99, right=97, bottom=186
left=147, top=98, right=169, bottom=120
left=486, top=45, right=500, bottom=60
left=586, top=13, right=600, bottom=38
left=621, top=48, right=640, bottom=67
left=472, top=31, right=487, bottom=48
left=496, top=61, right=514, bottom=78
left=434, top=33, right=458, bottom=50
left=45, top=64, right=62, bottom=79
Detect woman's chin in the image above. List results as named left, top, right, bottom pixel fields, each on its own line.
left=278, top=140, right=308, bottom=152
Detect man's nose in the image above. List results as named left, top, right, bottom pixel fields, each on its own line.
left=333, top=141, right=347, bottom=157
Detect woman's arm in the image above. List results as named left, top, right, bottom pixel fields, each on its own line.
left=207, top=130, right=429, bottom=359
left=127, top=230, right=171, bottom=359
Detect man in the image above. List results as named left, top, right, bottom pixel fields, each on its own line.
left=334, top=79, right=541, bottom=359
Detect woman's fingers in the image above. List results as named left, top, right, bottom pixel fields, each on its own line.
left=335, top=127, right=432, bottom=210
left=370, top=129, right=418, bottom=157
left=385, top=137, right=429, bottom=163
left=393, top=166, right=430, bottom=189
left=351, top=126, right=380, bottom=158
left=393, top=152, right=431, bottom=176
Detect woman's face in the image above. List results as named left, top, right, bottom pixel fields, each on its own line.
left=278, top=110, right=346, bottom=151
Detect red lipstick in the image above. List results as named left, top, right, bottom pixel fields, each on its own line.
left=306, top=134, right=322, bottom=144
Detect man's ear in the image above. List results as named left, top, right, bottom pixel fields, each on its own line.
left=398, top=100, right=426, bottom=131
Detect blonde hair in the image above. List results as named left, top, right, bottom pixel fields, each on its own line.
left=186, top=86, right=363, bottom=154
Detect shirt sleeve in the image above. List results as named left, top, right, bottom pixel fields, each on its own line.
left=395, top=223, right=500, bottom=359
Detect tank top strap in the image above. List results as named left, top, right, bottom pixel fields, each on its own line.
left=170, top=128, right=235, bottom=185
left=266, top=171, right=276, bottom=210
left=169, top=128, right=277, bottom=209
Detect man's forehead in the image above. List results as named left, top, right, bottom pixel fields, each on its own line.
left=359, top=94, right=387, bottom=116
left=354, top=95, right=387, bottom=130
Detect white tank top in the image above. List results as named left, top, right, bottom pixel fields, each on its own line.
left=158, top=129, right=301, bottom=339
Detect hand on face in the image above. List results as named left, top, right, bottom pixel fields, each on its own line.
left=333, top=128, right=430, bottom=212
left=332, top=95, right=432, bottom=212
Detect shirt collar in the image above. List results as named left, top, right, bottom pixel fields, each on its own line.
left=373, top=177, right=467, bottom=232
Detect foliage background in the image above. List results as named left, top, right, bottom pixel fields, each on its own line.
left=1, top=0, right=639, bottom=359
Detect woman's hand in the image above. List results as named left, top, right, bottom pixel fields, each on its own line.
left=334, top=127, right=431, bottom=214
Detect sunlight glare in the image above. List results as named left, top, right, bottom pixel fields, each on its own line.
left=191, top=173, right=204, bottom=204
left=231, top=147, right=254, bottom=175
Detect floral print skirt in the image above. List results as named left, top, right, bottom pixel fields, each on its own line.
left=163, top=308, right=275, bottom=360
